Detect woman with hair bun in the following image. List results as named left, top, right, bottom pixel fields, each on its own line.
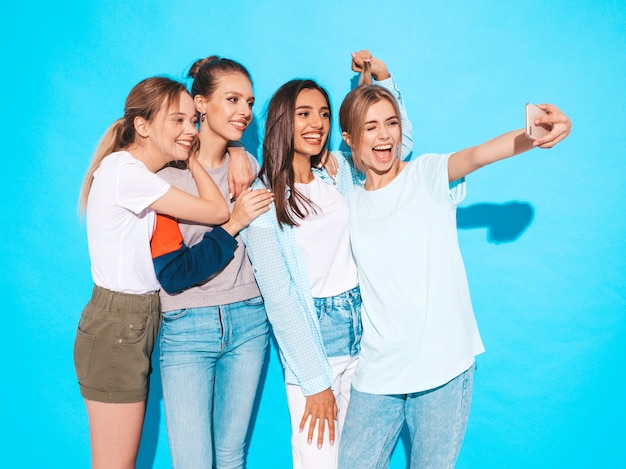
left=155, top=56, right=273, bottom=469
left=74, top=76, right=231, bottom=469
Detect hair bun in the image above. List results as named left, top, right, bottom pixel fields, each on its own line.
left=188, top=55, right=220, bottom=79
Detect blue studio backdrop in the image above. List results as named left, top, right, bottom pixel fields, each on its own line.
left=2, top=1, right=625, bottom=467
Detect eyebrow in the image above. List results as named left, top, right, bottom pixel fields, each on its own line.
left=364, top=115, right=398, bottom=125
left=295, top=105, right=330, bottom=111
left=225, top=91, right=255, bottom=101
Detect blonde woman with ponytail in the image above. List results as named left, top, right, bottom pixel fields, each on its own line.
left=74, top=77, right=232, bottom=469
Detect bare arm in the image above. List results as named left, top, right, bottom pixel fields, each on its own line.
left=448, top=103, right=571, bottom=182
left=151, top=154, right=230, bottom=224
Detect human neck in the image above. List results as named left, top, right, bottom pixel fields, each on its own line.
left=363, top=160, right=405, bottom=191
left=127, top=144, right=162, bottom=173
left=197, top=128, right=228, bottom=169
left=292, top=153, right=314, bottom=184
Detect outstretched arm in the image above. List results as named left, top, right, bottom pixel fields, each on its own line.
left=448, top=103, right=571, bottom=182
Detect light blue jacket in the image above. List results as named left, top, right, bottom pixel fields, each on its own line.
left=240, top=77, right=413, bottom=395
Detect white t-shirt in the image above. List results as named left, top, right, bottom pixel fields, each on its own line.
left=86, top=151, right=170, bottom=294
left=348, top=153, right=484, bottom=394
left=294, top=175, right=358, bottom=298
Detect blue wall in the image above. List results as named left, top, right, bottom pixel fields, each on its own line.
left=3, top=1, right=625, bottom=467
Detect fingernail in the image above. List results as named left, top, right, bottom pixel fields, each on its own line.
left=351, top=52, right=356, bottom=57
left=318, top=443, right=322, bottom=449
left=308, top=438, right=312, bottom=444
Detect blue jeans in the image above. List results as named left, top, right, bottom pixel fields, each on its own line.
left=159, top=297, right=269, bottom=469
left=338, top=364, right=475, bottom=469
left=314, top=285, right=362, bottom=358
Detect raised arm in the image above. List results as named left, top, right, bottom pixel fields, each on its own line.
left=447, top=103, right=571, bottom=182
left=352, top=50, right=414, bottom=159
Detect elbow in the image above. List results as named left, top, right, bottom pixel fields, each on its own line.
left=215, top=207, right=230, bottom=224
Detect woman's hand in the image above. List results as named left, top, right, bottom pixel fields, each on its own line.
left=351, top=49, right=390, bottom=81
left=300, top=388, right=338, bottom=448
left=312, top=150, right=338, bottom=179
left=227, top=143, right=256, bottom=200
left=532, top=104, right=572, bottom=148
left=221, top=188, right=273, bottom=237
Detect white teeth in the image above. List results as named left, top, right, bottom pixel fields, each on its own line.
left=373, top=144, right=392, bottom=151
left=231, top=121, right=246, bottom=129
left=176, top=140, right=191, bottom=147
left=303, top=133, right=322, bottom=139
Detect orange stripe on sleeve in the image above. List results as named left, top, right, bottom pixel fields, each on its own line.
left=150, top=214, right=184, bottom=258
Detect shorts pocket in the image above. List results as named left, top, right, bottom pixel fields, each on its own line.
left=74, top=328, right=95, bottom=381
left=119, top=314, right=149, bottom=344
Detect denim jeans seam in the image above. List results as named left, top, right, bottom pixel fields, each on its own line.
left=375, top=404, right=405, bottom=468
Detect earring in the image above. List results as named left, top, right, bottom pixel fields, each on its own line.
left=201, top=113, right=206, bottom=123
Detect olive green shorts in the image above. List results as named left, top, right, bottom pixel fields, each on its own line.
left=73, top=285, right=161, bottom=403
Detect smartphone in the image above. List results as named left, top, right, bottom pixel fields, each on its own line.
left=525, top=103, right=552, bottom=140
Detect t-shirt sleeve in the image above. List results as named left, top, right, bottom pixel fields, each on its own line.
left=116, top=159, right=170, bottom=214
left=414, top=153, right=466, bottom=206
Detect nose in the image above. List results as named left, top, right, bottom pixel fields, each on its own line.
left=310, top=113, right=323, bottom=129
left=239, top=102, right=252, bottom=120
left=185, top=120, right=198, bottom=136
left=377, top=127, right=390, bottom=139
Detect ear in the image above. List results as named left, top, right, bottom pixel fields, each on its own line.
left=134, top=116, right=149, bottom=139
left=194, top=94, right=206, bottom=113
left=341, top=131, right=352, bottom=148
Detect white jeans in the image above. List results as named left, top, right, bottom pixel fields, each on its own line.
left=286, top=355, right=358, bottom=469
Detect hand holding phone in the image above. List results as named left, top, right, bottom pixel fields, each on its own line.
left=525, top=103, right=553, bottom=140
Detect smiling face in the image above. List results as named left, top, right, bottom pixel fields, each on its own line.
left=346, top=97, right=401, bottom=180
left=147, top=91, right=198, bottom=163
left=196, top=72, right=254, bottom=145
left=293, top=88, right=331, bottom=160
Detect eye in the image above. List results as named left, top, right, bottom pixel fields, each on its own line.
left=297, top=111, right=310, bottom=118
left=228, top=97, right=238, bottom=103
left=321, top=111, right=330, bottom=119
left=388, top=119, right=399, bottom=126
left=248, top=101, right=254, bottom=108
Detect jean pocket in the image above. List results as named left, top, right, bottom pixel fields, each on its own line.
left=162, top=308, right=189, bottom=322
left=244, top=296, right=264, bottom=307
left=73, top=328, right=95, bottom=381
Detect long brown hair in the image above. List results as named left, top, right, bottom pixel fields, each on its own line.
left=78, top=77, right=188, bottom=213
left=259, top=79, right=332, bottom=228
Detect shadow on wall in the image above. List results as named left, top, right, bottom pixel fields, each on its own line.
left=457, top=202, right=534, bottom=244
